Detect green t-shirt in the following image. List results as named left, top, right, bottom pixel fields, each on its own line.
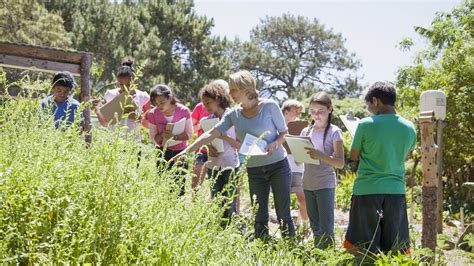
left=351, top=114, right=416, bottom=195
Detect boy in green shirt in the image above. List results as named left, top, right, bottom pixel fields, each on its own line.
left=344, top=81, right=416, bottom=254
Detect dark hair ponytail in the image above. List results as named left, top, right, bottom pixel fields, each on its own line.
left=117, top=59, right=135, bottom=78
left=322, top=112, right=332, bottom=152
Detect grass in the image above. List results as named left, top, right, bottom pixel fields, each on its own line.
left=0, top=94, right=454, bottom=264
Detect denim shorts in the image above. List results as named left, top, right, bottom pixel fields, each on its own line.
left=195, top=152, right=208, bottom=165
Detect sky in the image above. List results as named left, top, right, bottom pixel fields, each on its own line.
left=193, top=0, right=462, bottom=86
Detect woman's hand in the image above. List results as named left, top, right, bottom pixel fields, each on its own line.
left=304, top=147, right=326, bottom=160
left=267, top=141, right=279, bottom=156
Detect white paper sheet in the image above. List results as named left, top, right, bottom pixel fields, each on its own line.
left=200, top=118, right=224, bottom=153
left=165, top=117, right=186, bottom=146
left=239, top=133, right=268, bottom=156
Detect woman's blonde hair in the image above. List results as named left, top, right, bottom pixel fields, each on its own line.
left=229, top=70, right=259, bottom=100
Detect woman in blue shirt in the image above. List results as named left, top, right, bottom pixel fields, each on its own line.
left=174, top=70, right=294, bottom=239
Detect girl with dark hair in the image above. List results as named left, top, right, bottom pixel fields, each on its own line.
left=146, top=84, right=193, bottom=196
left=199, top=82, right=241, bottom=225
left=301, top=91, right=345, bottom=248
left=92, top=60, right=151, bottom=141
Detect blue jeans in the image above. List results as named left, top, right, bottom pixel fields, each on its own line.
left=304, top=188, right=335, bottom=248
left=208, top=167, right=239, bottom=226
left=247, top=158, right=295, bottom=238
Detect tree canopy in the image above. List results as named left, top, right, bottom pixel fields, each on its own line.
left=396, top=1, right=473, bottom=212
left=236, top=14, right=362, bottom=99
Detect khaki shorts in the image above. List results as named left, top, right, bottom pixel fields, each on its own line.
left=291, top=172, right=303, bottom=193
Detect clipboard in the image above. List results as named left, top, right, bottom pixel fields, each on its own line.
left=99, top=93, right=137, bottom=123
left=283, top=120, right=309, bottom=154
left=339, top=112, right=360, bottom=137
left=284, top=135, right=320, bottom=165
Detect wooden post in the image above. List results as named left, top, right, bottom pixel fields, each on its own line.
left=419, top=111, right=438, bottom=262
left=436, top=120, right=445, bottom=233
left=80, top=54, right=92, bottom=144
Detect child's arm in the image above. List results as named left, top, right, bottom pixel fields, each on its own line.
left=350, top=149, right=360, bottom=161
left=305, top=140, right=345, bottom=169
left=172, top=127, right=222, bottom=161
left=141, top=100, right=151, bottom=129
left=192, top=117, right=201, bottom=134
left=92, top=99, right=110, bottom=127
left=219, top=133, right=241, bottom=150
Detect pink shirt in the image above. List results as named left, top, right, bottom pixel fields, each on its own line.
left=191, top=102, right=210, bottom=136
left=146, top=103, right=192, bottom=151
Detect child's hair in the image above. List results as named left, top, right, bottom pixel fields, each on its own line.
left=308, top=92, right=333, bottom=148
left=150, top=84, right=178, bottom=105
left=365, top=81, right=396, bottom=106
left=211, top=79, right=230, bottom=93
left=281, top=99, right=305, bottom=114
left=116, top=59, right=135, bottom=78
left=199, top=82, right=233, bottom=110
left=229, top=70, right=258, bottom=100
left=52, top=71, right=75, bottom=90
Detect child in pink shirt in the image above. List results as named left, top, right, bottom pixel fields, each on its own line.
left=146, top=84, right=193, bottom=195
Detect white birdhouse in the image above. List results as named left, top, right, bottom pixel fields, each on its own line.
left=420, top=90, right=446, bottom=120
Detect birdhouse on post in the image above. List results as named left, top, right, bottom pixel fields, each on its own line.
left=419, top=90, right=446, bottom=262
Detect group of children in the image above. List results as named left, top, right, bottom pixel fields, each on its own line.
left=41, top=63, right=416, bottom=254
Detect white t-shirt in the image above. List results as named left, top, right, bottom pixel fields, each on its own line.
left=104, top=88, right=150, bottom=141
left=205, top=109, right=240, bottom=170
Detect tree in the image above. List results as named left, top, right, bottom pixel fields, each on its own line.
left=40, top=0, right=231, bottom=103
left=396, top=1, right=473, bottom=214
left=136, top=0, right=230, bottom=101
left=0, top=0, right=71, bottom=48
left=236, top=14, right=361, bottom=99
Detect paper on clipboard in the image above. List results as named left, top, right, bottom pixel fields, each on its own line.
left=165, top=117, right=186, bottom=147
left=339, top=112, right=360, bottom=137
left=239, top=134, right=268, bottom=156
left=99, top=93, right=137, bottom=123
left=284, top=136, right=320, bottom=165
left=200, top=117, right=224, bottom=153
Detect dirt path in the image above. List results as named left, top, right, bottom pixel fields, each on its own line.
left=238, top=200, right=471, bottom=264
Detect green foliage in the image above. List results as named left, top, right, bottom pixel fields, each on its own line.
left=372, top=248, right=436, bottom=265
left=0, top=0, right=72, bottom=48
left=461, top=233, right=474, bottom=250
left=33, top=0, right=230, bottom=103
left=0, top=87, right=426, bottom=264
left=237, top=14, right=362, bottom=99
left=335, top=172, right=355, bottom=211
left=396, top=1, right=474, bottom=214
